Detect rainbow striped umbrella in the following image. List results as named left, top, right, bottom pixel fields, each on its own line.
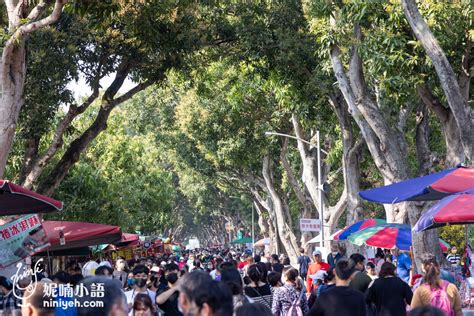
left=439, top=239, right=450, bottom=253
left=359, top=166, right=474, bottom=203
left=331, top=218, right=386, bottom=241
left=348, top=224, right=449, bottom=251
left=413, top=190, right=474, bottom=232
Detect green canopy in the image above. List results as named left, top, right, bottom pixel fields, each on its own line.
left=172, top=245, right=181, bottom=251
left=90, top=244, right=109, bottom=253
left=231, top=237, right=253, bottom=244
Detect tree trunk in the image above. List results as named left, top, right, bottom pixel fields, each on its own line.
left=280, top=137, right=314, bottom=254
left=330, top=24, right=443, bottom=269
left=0, top=42, right=26, bottom=177
left=250, top=186, right=280, bottom=255
left=262, top=155, right=299, bottom=261
left=36, top=78, right=150, bottom=196
left=327, top=93, right=364, bottom=256
left=0, top=0, right=66, bottom=177
left=402, top=0, right=473, bottom=161
left=291, top=110, right=362, bottom=250
left=37, top=102, right=114, bottom=195
left=253, top=200, right=278, bottom=255
left=20, top=90, right=100, bottom=189
left=417, top=85, right=465, bottom=167
left=415, top=103, right=433, bottom=175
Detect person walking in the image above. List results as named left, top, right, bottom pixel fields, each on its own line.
left=113, top=257, right=128, bottom=289
left=272, top=267, right=309, bottom=316
left=366, top=262, right=413, bottom=316
left=271, top=254, right=284, bottom=273
left=308, top=258, right=366, bottom=316
left=244, top=264, right=273, bottom=312
left=349, top=253, right=372, bottom=294
left=366, top=262, right=378, bottom=281
left=411, top=253, right=462, bottom=316
left=306, top=250, right=330, bottom=294
left=124, top=265, right=156, bottom=316
left=156, top=263, right=182, bottom=316
left=391, top=248, right=412, bottom=284
left=327, top=244, right=343, bottom=269
left=374, top=249, right=385, bottom=275
left=446, top=247, right=461, bottom=266
left=221, top=268, right=253, bottom=310
left=297, top=248, right=311, bottom=280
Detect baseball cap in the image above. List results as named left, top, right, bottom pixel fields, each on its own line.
left=311, top=270, right=327, bottom=281
left=312, top=250, right=322, bottom=256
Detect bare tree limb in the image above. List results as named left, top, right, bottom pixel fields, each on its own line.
left=402, top=0, right=473, bottom=160
left=280, top=137, right=307, bottom=207
left=417, top=84, right=449, bottom=123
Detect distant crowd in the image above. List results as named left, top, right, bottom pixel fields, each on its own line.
left=0, top=244, right=472, bottom=315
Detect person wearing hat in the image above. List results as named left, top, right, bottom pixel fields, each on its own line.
left=178, top=257, right=186, bottom=270
left=306, top=250, right=330, bottom=294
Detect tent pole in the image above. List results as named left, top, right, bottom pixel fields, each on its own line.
left=46, top=250, right=51, bottom=276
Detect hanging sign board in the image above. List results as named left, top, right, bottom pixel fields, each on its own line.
left=0, top=214, right=50, bottom=268
left=300, top=218, right=321, bottom=232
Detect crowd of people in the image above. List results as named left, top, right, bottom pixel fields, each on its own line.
left=0, top=244, right=472, bottom=316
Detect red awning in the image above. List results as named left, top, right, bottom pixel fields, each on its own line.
left=120, top=233, right=139, bottom=243
left=111, top=233, right=140, bottom=248
left=43, top=221, right=122, bottom=251
left=0, top=180, right=63, bottom=215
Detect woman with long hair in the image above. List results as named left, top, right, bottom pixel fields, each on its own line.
left=366, top=262, right=413, bottom=316
left=244, top=264, right=273, bottom=312
left=133, top=293, right=156, bottom=316
left=221, top=267, right=253, bottom=310
left=271, top=267, right=308, bottom=315
left=411, top=253, right=462, bottom=316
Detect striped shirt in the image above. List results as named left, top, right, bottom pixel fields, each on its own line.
left=244, top=284, right=273, bottom=311
left=447, top=253, right=461, bottom=265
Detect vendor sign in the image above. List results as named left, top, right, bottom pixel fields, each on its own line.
left=0, top=214, right=50, bottom=268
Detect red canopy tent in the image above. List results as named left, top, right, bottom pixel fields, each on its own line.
left=103, top=233, right=140, bottom=251
left=42, top=221, right=122, bottom=251
left=119, top=233, right=139, bottom=243
left=0, top=180, right=63, bottom=215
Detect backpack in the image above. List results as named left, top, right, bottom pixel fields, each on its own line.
left=286, top=288, right=304, bottom=316
left=423, top=281, right=454, bottom=316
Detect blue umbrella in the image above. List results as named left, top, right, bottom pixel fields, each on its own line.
left=359, top=166, right=474, bottom=203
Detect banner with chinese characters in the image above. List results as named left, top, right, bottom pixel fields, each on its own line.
left=299, top=218, right=321, bottom=232
left=0, top=214, right=50, bottom=268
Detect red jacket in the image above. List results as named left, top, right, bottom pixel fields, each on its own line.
left=306, top=261, right=330, bottom=293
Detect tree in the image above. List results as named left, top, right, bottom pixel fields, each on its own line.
left=49, top=97, right=177, bottom=233
left=0, top=0, right=67, bottom=177
left=7, top=2, right=234, bottom=196
left=402, top=0, right=472, bottom=162
left=304, top=0, right=470, bottom=266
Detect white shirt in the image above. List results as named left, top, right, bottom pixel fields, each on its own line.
left=124, top=289, right=156, bottom=316
left=210, top=269, right=218, bottom=280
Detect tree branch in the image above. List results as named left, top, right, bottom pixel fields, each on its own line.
left=402, top=0, right=473, bottom=160
left=110, top=81, right=153, bottom=107
left=458, top=41, right=472, bottom=101
left=397, top=103, right=415, bottom=133
left=20, top=0, right=66, bottom=34
left=415, top=102, right=432, bottom=175
left=280, top=137, right=307, bottom=207
left=103, top=59, right=132, bottom=102
left=417, top=84, right=449, bottom=123
left=330, top=46, right=387, bottom=168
